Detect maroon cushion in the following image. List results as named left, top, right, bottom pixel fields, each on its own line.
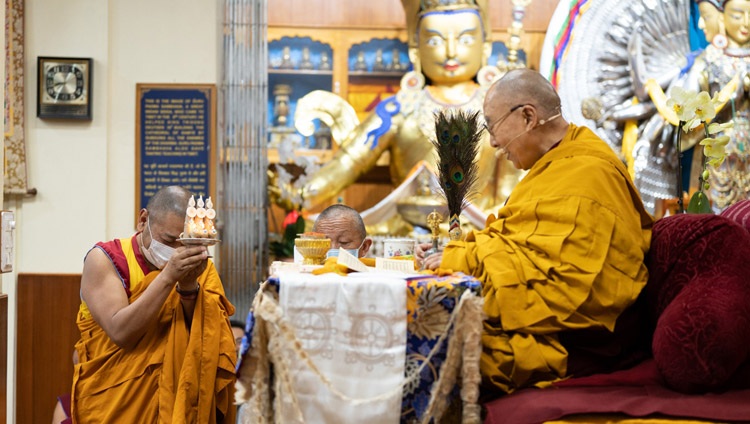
left=645, top=213, right=750, bottom=393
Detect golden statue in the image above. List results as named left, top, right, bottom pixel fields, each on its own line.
left=549, top=0, right=747, bottom=214
left=640, top=0, right=749, bottom=212
left=424, top=209, right=444, bottom=260
left=691, top=0, right=750, bottom=210
left=273, top=0, right=526, bottom=229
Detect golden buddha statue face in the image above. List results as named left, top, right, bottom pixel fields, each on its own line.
left=723, top=0, right=750, bottom=47
left=416, top=10, right=486, bottom=85
left=698, top=1, right=722, bottom=43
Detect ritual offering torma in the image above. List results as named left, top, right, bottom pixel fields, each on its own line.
left=179, top=195, right=220, bottom=246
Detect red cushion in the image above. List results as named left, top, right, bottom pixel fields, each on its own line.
left=645, top=213, right=750, bottom=393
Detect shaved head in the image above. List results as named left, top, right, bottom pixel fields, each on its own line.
left=313, top=204, right=366, bottom=241
left=146, top=186, right=193, bottom=225
left=486, top=69, right=561, bottom=117
left=312, top=203, right=372, bottom=257
left=483, top=69, right=568, bottom=170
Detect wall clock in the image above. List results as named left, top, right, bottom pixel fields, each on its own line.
left=37, top=56, right=92, bottom=120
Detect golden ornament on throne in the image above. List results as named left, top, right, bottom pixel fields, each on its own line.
left=270, top=0, right=531, bottom=234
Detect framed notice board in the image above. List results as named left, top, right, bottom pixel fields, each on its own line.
left=135, top=83, right=216, bottom=219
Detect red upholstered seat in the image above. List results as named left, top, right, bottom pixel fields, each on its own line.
left=484, top=360, right=750, bottom=424
left=483, top=212, right=750, bottom=423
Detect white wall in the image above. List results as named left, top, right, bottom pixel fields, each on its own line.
left=107, top=0, right=221, bottom=240
left=23, top=0, right=220, bottom=273
left=8, top=0, right=220, bottom=421
left=23, top=1, right=109, bottom=274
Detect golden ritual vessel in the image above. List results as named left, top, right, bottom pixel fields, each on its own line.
left=294, top=232, right=331, bottom=265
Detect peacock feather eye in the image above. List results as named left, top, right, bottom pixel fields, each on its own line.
left=441, top=129, right=450, bottom=144
left=449, top=164, right=464, bottom=184
left=452, top=133, right=460, bottom=143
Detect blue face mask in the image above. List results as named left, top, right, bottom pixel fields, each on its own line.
left=325, top=238, right=365, bottom=259
left=326, top=248, right=361, bottom=259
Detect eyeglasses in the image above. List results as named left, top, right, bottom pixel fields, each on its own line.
left=483, top=104, right=529, bottom=136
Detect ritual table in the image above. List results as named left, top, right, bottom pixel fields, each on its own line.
left=234, top=270, right=484, bottom=424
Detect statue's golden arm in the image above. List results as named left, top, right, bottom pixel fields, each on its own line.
left=294, top=90, right=360, bottom=143
left=300, top=112, right=399, bottom=208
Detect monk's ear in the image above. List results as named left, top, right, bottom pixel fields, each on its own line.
left=361, top=238, right=373, bottom=257
left=526, top=106, right=539, bottom=124
left=136, top=208, right=149, bottom=232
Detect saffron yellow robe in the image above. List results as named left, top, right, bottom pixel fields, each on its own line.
left=442, top=124, right=653, bottom=393
left=71, top=236, right=237, bottom=423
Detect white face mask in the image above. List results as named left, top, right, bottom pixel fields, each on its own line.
left=143, top=217, right=175, bottom=269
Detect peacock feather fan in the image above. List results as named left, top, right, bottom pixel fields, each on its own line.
left=432, top=109, right=482, bottom=233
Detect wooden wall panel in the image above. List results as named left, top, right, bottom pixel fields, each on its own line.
left=17, top=274, right=81, bottom=424
left=269, top=0, right=557, bottom=32
left=342, top=181, right=396, bottom=213
left=269, top=0, right=405, bottom=29
left=0, top=295, right=7, bottom=424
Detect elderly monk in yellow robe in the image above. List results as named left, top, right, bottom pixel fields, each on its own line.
left=71, top=186, right=237, bottom=423
left=422, top=69, right=653, bottom=395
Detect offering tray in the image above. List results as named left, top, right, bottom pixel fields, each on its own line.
left=179, top=237, right=221, bottom=246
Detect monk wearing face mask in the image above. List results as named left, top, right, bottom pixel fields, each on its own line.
left=312, top=204, right=373, bottom=259
left=72, top=185, right=237, bottom=423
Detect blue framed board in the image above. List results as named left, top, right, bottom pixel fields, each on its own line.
left=135, top=83, right=216, bottom=219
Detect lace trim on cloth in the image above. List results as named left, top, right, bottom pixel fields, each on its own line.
left=235, top=284, right=484, bottom=424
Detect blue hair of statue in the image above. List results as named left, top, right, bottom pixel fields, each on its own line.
left=689, top=0, right=710, bottom=51
left=365, top=96, right=401, bottom=150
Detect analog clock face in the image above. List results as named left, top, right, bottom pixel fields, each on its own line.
left=37, top=57, right=92, bottom=119
left=43, top=62, right=87, bottom=104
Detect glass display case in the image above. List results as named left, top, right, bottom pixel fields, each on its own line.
left=268, top=36, right=334, bottom=151
left=347, top=38, right=409, bottom=121
left=267, top=28, right=409, bottom=158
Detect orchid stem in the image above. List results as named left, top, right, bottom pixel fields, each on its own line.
left=698, top=122, right=710, bottom=197
left=676, top=121, right=685, bottom=214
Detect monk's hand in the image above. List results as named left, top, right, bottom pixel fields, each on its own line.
left=422, top=249, right=443, bottom=271
left=180, top=258, right=208, bottom=290
left=162, top=245, right=208, bottom=286
left=415, top=242, right=432, bottom=268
